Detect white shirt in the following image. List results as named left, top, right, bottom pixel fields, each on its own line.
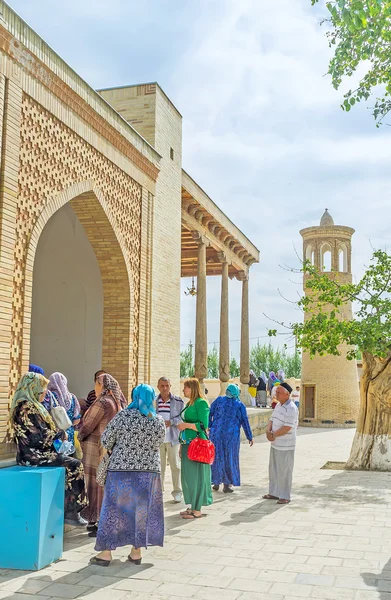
left=270, top=400, right=298, bottom=451
left=291, top=390, right=300, bottom=402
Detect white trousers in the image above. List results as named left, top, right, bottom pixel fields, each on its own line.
left=160, top=442, right=182, bottom=496
left=268, top=447, right=295, bottom=501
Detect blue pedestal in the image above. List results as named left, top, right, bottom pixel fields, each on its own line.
left=0, top=466, right=65, bottom=570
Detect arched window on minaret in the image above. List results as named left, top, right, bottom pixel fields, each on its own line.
left=305, top=244, right=315, bottom=265
left=320, top=243, right=332, bottom=272
left=338, top=244, right=348, bottom=272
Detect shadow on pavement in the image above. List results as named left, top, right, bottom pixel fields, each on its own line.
left=362, top=556, right=391, bottom=599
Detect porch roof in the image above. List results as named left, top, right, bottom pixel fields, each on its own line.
left=181, top=170, right=260, bottom=278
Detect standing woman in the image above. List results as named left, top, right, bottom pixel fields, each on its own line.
left=256, top=373, right=268, bottom=408
left=91, top=384, right=165, bottom=567
left=48, top=373, right=81, bottom=446
left=10, top=372, right=87, bottom=526
left=178, top=378, right=213, bottom=519
left=209, top=383, right=253, bottom=493
left=78, top=373, right=123, bottom=536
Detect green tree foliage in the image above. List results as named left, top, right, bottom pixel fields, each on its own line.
left=250, top=342, right=302, bottom=379
left=180, top=344, right=194, bottom=378
left=230, top=356, right=241, bottom=378
left=207, top=345, right=219, bottom=379
left=286, top=250, right=391, bottom=359
left=312, top=0, right=391, bottom=124
left=180, top=342, right=302, bottom=379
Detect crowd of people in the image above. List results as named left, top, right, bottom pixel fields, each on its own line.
left=9, top=366, right=299, bottom=567
left=248, top=369, right=300, bottom=410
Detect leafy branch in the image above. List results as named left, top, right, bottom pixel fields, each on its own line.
left=312, top=0, right=391, bottom=124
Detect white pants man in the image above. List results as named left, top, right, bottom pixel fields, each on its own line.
left=160, top=442, right=182, bottom=501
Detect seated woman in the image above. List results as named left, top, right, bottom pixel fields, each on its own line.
left=209, top=383, right=253, bottom=493
left=91, top=384, right=166, bottom=567
left=178, top=377, right=213, bottom=520
left=11, top=372, right=87, bottom=526
left=28, top=364, right=57, bottom=412
left=48, top=373, right=81, bottom=446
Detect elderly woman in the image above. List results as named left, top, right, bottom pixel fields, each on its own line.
left=78, top=373, right=124, bottom=536
left=48, top=372, right=81, bottom=445
left=10, top=372, right=87, bottom=526
left=209, top=383, right=253, bottom=493
left=90, top=384, right=165, bottom=567
left=178, top=378, right=213, bottom=520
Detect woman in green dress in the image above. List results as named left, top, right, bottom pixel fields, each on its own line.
left=177, top=378, right=213, bottom=519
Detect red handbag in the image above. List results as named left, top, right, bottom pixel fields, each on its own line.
left=187, top=424, right=215, bottom=465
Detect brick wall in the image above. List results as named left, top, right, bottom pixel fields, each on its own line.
left=99, top=84, right=183, bottom=394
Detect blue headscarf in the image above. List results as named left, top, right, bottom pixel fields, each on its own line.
left=226, top=383, right=240, bottom=399
left=128, top=384, right=156, bottom=418
left=29, top=364, right=44, bottom=375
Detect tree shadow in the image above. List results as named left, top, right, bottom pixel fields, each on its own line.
left=362, top=556, right=391, bottom=599
left=296, top=468, right=391, bottom=507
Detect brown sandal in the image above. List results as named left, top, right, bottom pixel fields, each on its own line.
left=262, top=494, right=279, bottom=500
left=277, top=499, right=290, bottom=504
left=182, top=512, right=206, bottom=519
left=180, top=508, right=193, bottom=516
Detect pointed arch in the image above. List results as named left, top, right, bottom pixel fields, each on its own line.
left=21, top=181, right=135, bottom=397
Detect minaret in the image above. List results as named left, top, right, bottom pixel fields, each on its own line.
left=299, top=210, right=360, bottom=426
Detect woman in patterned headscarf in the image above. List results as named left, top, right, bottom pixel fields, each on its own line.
left=11, top=372, right=87, bottom=526
left=48, top=372, right=81, bottom=446
left=90, top=384, right=165, bottom=566
left=78, top=373, right=125, bottom=536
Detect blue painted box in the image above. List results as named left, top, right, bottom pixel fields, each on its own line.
left=0, top=466, right=65, bottom=570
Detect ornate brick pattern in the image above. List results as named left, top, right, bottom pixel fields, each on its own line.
left=10, top=94, right=142, bottom=393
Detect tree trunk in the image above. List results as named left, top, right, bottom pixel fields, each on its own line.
left=346, top=352, right=391, bottom=470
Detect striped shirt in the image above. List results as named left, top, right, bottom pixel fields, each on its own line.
left=157, top=397, right=171, bottom=442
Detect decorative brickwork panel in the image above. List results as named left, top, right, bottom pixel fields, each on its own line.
left=10, top=94, right=142, bottom=395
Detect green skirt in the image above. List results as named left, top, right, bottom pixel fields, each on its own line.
left=181, top=445, right=213, bottom=511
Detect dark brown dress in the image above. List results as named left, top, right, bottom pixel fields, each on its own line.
left=78, top=394, right=120, bottom=523
left=13, top=400, right=87, bottom=517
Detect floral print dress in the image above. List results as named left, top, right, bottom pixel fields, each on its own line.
left=13, top=400, right=87, bottom=517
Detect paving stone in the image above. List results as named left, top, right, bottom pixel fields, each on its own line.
left=311, top=586, right=355, bottom=599
left=192, top=588, right=242, bottom=600
left=334, top=577, right=377, bottom=590
left=295, top=573, right=335, bottom=586
left=153, top=582, right=201, bottom=597
left=39, top=582, right=92, bottom=598
left=113, top=578, right=162, bottom=592
left=269, top=582, right=313, bottom=597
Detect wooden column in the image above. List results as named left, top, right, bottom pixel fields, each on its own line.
left=238, top=271, right=251, bottom=406
left=218, top=252, right=230, bottom=394
left=193, top=233, right=208, bottom=383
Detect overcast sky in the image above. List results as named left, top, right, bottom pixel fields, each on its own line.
left=9, top=0, right=390, bottom=359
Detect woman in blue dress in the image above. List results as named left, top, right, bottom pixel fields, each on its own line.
left=209, top=383, right=253, bottom=493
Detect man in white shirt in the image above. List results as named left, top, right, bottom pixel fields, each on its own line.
left=291, top=386, right=300, bottom=409
left=263, top=382, right=298, bottom=504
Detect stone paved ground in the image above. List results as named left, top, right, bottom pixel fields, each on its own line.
left=1, top=427, right=391, bottom=600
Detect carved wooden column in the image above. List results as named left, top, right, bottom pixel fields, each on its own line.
left=238, top=270, right=251, bottom=406
left=193, top=232, right=208, bottom=384
left=217, top=252, right=230, bottom=394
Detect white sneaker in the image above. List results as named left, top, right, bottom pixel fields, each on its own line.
left=173, top=493, right=182, bottom=503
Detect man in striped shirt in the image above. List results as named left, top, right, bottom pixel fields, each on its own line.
left=156, top=377, right=184, bottom=503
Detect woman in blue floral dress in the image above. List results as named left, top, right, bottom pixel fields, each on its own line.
left=209, top=383, right=253, bottom=493
left=90, top=384, right=165, bottom=567
left=48, top=372, right=81, bottom=445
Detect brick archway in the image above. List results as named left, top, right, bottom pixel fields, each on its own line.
left=20, top=182, right=135, bottom=398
